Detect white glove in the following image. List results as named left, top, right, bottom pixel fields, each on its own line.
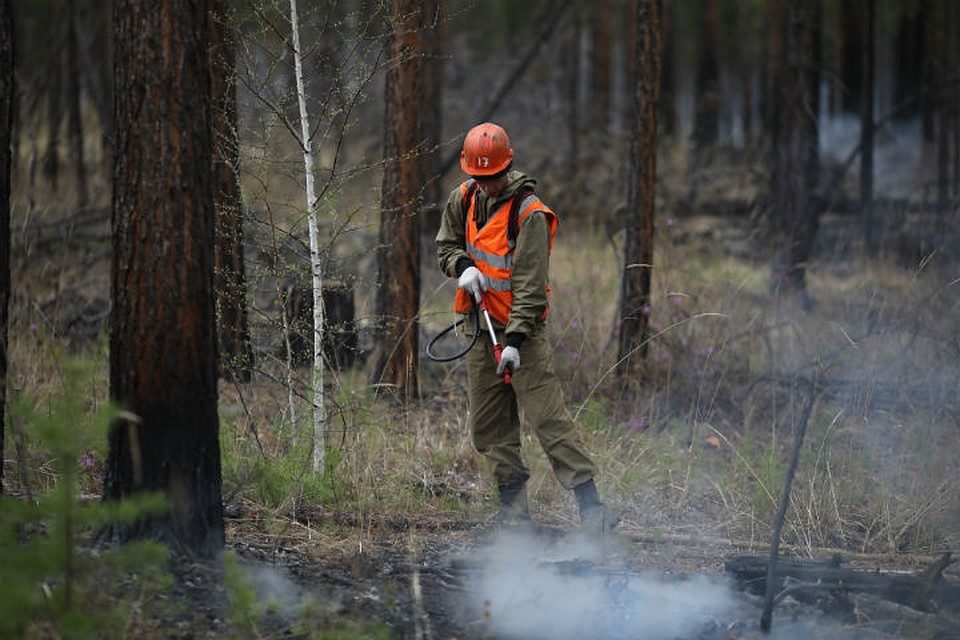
left=457, top=266, right=488, bottom=302
left=497, top=346, right=520, bottom=375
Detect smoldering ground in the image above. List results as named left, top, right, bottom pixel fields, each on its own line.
left=455, top=528, right=862, bottom=640
left=456, top=528, right=734, bottom=639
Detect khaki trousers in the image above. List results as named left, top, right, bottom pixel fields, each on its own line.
left=466, top=323, right=596, bottom=489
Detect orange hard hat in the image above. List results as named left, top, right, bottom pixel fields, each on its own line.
left=460, top=122, right=514, bottom=177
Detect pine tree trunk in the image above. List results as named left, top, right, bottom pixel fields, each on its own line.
left=566, top=15, right=580, bottom=190
left=769, top=0, right=820, bottom=305
left=105, top=0, right=223, bottom=557
left=420, top=0, right=444, bottom=236
left=659, top=0, right=676, bottom=138
left=693, top=0, right=720, bottom=149
left=0, top=0, right=14, bottom=496
left=373, top=0, right=425, bottom=397
left=860, top=0, right=875, bottom=253
left=617, top=0, right=661, bottom=379
left=65, top=0, right=87, bottom=207
left=211, top=0, right=253, bottom=383
left=44, top=0, right=63, bottom=190
left=591, top=0, right=613, bottom=128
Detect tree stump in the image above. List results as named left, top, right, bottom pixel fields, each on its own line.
left=284, top=282, right=358, bottom=370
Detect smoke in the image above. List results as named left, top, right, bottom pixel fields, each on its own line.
left=465, top=529, right=738, bottom=640
left=242, top=562, right=311, bottom=618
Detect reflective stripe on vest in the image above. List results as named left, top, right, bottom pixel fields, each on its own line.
left=454, top=182, right=557, bottom=325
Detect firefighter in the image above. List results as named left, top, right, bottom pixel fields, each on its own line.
left=435, top=122, right=619, bottom=533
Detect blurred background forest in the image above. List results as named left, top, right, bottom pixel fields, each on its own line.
left=1, top=0, right=960, bottom=584
left=2, top=0, right=960, bottom=637
left=7, top=0, right=957, bottom=351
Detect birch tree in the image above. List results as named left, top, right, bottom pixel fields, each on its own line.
left=289, top=0, right=326, bottom=474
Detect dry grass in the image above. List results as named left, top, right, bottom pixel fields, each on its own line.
left=6, top=122, right=958, bottom=569
left=199, top=210, right=960, bottom=565
left=7, top=202, right=959, bottom=565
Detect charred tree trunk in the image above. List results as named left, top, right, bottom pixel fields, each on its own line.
left=372, top=0, right=426, bottom=397
left=659, top=0, right=676, bottom=138
left=761, top=0, right=783, bottom=140
left=860, top=0, right=875, bottom=254
left=0, top=0, right=14, bottom=496
left=420, top=0, right=444, bottom=237
left=591, top=0, right=613, bottom=129
left=893, top=1, right=924, bottom=121
left=65, top=0, right=87, bottom=207
left=77, top=2, right=114, bottom=176
left=211, top=0, right=253, bottom=383
left=769, top=0, right=820, bottom=306
left=737, top=0, right=755, bottom=142
left=922, top=0, right=936, bottom=143
left=617, top=0, right=661, bottom=379
left=43, top=0, right=63, bottom=191
left=565, top=16, right=581, bottom=193
left=933, top=0, right=960, bottom=210
left=106, top=0, right=223, bottom=558
left=839, top=0, right=861, bottom=114
left=692, top=0, right=720, bottom=149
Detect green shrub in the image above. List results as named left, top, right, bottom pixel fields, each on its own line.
left=0, top=357, right=169, bottom=639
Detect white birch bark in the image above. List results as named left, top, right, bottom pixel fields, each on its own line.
left=289, top=0, right=325, bottom=475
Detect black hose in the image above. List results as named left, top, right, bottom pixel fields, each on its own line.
left=425, top=304, right=480, bottom=362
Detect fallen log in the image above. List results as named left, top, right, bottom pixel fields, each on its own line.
left=725, top=552, right=959, bottom=614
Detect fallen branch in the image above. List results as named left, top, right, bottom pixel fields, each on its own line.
left=727, top=552, right=958, bottom=614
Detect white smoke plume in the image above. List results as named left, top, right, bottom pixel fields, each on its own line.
left=465, top=529, right=737, bottom=640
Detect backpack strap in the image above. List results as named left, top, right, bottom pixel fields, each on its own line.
left=508, top=186, right=536, bottom=246
left=462, top=179, right=479, bottom=212
left=463, top=180, right=537, bottom=247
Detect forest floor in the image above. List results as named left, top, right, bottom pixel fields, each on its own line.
left=143, top=504, right=958, bottom=640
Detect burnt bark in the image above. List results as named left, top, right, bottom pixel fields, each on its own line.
left=769, top=0, right=820, bottom=305
left=565, top=15, right=581, bottom=190
left=0, top=0, right=14, bottom=495
left=932, top=0, right=960, bottom=209
left=729, top=552, right=959, bottom=614
left=839, top=0, right=861, bottom=114
left=372, top=0, right=427, bottom=397
left=211, top=0, right=252, bottom=383
left=617, top=0, right=661, bottom=378
left=43, top=0, right=63, bottom=190
left=737, top=0, right=754, bottom=141
left=65, top=0, right=87, bottom=207
left=692, top=0, right=720, bottom=149
left=659, top=0, right=676, bottom=138
left=591, top=0, right=613, bottom=128
left=105, top=0, right=223, bottom=558
left=420, top=0, right=445, bottom=236
left=860, top=0, right=875, bottom=253
left=761, top=0, right=783, bottom=139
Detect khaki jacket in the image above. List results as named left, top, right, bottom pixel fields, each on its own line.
left=436, top=170, right=554, bottom=339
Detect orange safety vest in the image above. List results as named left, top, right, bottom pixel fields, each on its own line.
left=454, top=179, right=558, bottom=326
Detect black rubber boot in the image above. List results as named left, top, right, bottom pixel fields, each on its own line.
left=574, top=479, right=620, bottom=533
left=494, top=480, right=532, bottom=528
